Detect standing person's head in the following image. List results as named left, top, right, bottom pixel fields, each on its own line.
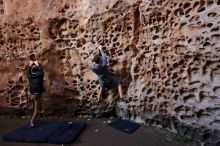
left=102, top=46, right=106, bottom=51
left=29, top=54, right=36, bottom=61
left=29, top=53, right=40, bottom=73
left=31, top=63, right=40, bottom=73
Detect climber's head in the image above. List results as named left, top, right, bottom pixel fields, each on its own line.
left=29, top=54, right=36, bottom=61
left=31, top=63, right=39, bottom=73
left=92, top=54, right=101, bottom=64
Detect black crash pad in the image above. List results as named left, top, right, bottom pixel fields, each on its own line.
left=108, top=119, right=140, bottom=134
left=3, top=120, right=86, bottom=144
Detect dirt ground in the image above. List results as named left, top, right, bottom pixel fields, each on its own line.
left=0, top=117, right=201, bottom=146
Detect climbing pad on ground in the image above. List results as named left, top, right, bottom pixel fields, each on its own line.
left=108, top=119, right=140, bottom=134
left=3, top=120, right=86, bottom=144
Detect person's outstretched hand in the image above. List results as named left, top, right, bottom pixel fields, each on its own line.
left=29, top=61, right=39, bottom=66
left=98, top=46, right=102, bottom=52
left=29, top=61, right=34, bottom=66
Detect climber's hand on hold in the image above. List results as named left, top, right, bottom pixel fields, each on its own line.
left=29, top=61, right=39, bottom=67
left=29, top=61, right=34, bottom=66
left=98, top=46, right=102, bottom=52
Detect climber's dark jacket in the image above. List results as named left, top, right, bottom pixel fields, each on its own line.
left=26, top=65, right=44, bottom=94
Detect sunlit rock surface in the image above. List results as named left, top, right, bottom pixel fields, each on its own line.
left=0, top=0, right=220, bottom=145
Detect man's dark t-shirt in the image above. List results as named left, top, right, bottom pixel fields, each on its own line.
left=26, top=65, right=44, bottom=94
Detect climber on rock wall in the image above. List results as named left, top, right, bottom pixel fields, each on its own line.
left=26, top=54, right=44, bottom=127
left=90, top=46, right=126, bottom=102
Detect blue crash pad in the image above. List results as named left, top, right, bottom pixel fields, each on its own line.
left=108, top=119, right=140, bottom=134
left=48, top=121, right=86, bottom=144
left=3, top=121, right=86, bottom=144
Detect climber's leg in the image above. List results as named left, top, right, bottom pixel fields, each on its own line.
left=97, top=87, right=103, bottom=102
left=118, top=83, right=123, bottom=99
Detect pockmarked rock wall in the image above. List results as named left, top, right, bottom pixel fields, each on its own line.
left=0, top=0, right=220, bottom=145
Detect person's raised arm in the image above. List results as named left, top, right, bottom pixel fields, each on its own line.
left=26, top=65, right=32, bottom=78
left=38, top=65, right=44, bottom=77
left=99, top=47, right=107, bottom=66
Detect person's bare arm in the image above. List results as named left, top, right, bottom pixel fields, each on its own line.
left=99, top=47, right=107, bottom=66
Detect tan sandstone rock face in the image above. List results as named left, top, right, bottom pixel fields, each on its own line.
left=0, top=0, right=220, bottom=145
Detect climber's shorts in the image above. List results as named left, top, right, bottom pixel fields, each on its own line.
left=99, top=75, right=119, bottom=89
